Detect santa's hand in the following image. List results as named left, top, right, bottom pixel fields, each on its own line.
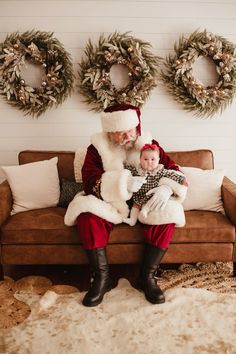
left=145, top=185, right=172, bottom=211
left=127, top=175, right=146, bottom=193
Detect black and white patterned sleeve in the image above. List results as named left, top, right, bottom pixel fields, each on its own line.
left=162, top=168, right=185, bottom=184
left=124, top=163, right=139, bottom=176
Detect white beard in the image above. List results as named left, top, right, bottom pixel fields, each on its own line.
left=91, top=132, right=153, bottom=171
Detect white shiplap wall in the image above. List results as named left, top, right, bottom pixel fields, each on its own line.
left=1, top=0, right=236, bottom=182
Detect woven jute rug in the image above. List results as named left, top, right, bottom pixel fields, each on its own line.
left=0, top=262, right=235, bottom=354
left=157, top=261, right=236, bottom=293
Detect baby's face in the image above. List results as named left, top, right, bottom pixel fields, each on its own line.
left=140, top=150, right=160, bottom=171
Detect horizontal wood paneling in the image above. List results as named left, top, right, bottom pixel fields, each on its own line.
left=0, top=0, right=236, bottom=184
left=1, top=16, right=236, bottom=34
left=1, top=1, right=236, bottom=19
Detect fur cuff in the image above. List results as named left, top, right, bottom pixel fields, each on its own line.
left=111, top=201, right=129, bottom=218
left=138, top=200, right=185, bottom=227
left=101, top=169, right=132, bottom=202
left=64, top=193, right=123, bottom=226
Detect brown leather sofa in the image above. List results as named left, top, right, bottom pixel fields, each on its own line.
left=0, top=149, right=236, bottom=279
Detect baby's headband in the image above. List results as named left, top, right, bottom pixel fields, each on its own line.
left=141, top=144, right=159, bottom=152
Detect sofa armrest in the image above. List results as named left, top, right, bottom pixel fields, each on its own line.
left=222, top=177, right=236, bottom=227
left=0, top=180, right=12, bottom=226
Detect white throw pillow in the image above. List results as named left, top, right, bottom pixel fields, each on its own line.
left=181, top=166, right=225, bottom=212
left=74, top=149, right=86, bottom=182
left=2, top=157, right=60, bottom=214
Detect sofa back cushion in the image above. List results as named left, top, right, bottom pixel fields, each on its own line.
left=19, top=151, right=76, bottom=180
left=18, top=149, right=214, bottom=180
left=168, top=150, right=214, bottom=170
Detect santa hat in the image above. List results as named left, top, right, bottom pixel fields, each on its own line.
left=101, top=104, right=141, bottom=135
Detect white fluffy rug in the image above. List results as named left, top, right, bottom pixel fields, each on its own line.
left=1, top=277, right=236, bottom=354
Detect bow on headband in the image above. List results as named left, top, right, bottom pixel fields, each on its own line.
left=141, top=144, right=159, bottom=152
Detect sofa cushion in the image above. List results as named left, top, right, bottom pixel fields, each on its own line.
left=172, top=210, right=235, bottom=243
left=1, top=157, right=60, bottom=215
left=58, top=179, right=83, bottom=208
left=18, top=151, right=76, bottom=181
left=181, top=167, right=224, bottom=212
left=1, top=208, right=80, bottom=244
left=2, top=209, right=234, bottom=245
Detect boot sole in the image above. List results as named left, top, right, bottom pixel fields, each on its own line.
left=145, top=293, right=165, bottom=304
left=82, top=284, right=113, bottom=307
left=137, top=282, right=165, bottom=304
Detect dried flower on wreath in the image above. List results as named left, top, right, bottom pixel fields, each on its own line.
left=79, top=32, right=160, bottom=112
left=0, top=30, right=74, bottom=117
left=161, top=30, right=236, bottom=118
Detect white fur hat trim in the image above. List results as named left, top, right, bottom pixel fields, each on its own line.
left=101, top=109, right=139, bottom=132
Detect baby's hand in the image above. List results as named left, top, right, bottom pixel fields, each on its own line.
left=140, top=207, right=148, bottom=218
left=123, top=217, right=136, bottom=226
left=182, top=177, right=189, bottom=187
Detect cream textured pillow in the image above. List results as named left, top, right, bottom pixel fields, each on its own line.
left=181, top=167, right=225, bottom=212
left=2, top=157, right=60, bottom=214
left=74, top=149, right=86, bottom=182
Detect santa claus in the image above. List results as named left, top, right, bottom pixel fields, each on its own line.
left=65, top=104, right=187, bottom=307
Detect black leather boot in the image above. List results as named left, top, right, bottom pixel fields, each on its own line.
left=139, top=244, right=167, bottom=304
left=82, top=247, right=113, bottom=307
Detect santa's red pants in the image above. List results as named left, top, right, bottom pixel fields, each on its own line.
left=76, top=212, right=175, bottom=250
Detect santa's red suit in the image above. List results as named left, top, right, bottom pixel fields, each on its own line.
left=65, top=131, right=186, bottom=249
left=64, top=104, right=187, bottom=307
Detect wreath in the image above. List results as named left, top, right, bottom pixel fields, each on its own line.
left=79, top=32, right=160, bottom=112
left=0, top=30, right=74, bottom=117
left=161, top=30, right=236, bottom=118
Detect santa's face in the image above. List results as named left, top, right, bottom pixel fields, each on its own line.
left=108, top=128, right=137, bottom=149
left=140, top=150, right=160, bottom=171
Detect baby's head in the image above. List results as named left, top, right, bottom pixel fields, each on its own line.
left=140, top=144, right=160, bottom=171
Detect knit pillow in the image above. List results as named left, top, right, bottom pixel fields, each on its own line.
left=58, top=178, right=83, bottom=208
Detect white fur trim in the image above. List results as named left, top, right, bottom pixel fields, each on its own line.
left=101, top=169, right=132, bottom=202
left=134, top=132, right=153, bottom=150
left=64, top=193, right=123, bottom=226
left=101, top=110, right=139, bottom=132
left=111, top=201, right=129, bottom=218
left=159, top=177, right=188, bottom=203
left=125, top=132, right=153, bottom=167
left=138, top=200, right=185, bottom=227
left=91, top=133, right=125, bottom=171
left=91, top=132, right=153, bottom=172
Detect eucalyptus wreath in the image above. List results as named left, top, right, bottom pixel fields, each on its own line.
left=79, top=32, right=160, bottom=112
left=0, top=30, right=74, bottom=117
left=161, top=30, right=236, bottom=118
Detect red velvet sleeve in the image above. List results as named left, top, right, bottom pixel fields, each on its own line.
left=81, top=140, right=179, bottom=196
left=152, top=139, right=180, bottom=171
left=81, top=144, right=104, bottom=196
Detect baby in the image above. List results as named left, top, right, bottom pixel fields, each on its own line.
left=123, top=144, right=187, bottom=226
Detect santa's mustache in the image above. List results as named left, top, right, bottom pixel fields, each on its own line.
left=119, top=136, right=136, bottom=145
